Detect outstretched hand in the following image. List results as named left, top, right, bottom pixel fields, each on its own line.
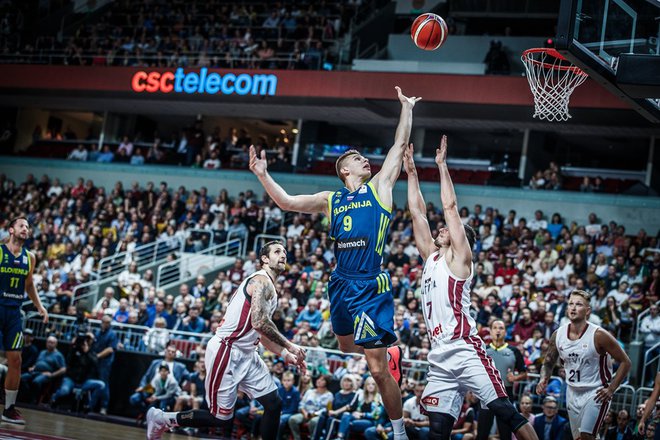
left=403, top=143, right=416, bottom=175
left=249, top=145, right=268, bottom=176
left=395, top=86, right=422, bottom=108
left=435, top=135, right=448, bottom=166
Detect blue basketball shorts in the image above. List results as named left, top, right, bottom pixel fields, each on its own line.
left=0, top=306, right=24, bottom=351
left=327, top=271, right=396, bottom=348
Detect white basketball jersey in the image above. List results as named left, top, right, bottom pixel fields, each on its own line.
left=556, top=322, right=612, bottom=391
left=421, top=251, right=477, bottom=343
left=215, top=270, right=278, bottom=351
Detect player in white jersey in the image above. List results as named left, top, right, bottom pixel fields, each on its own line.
left=403, top=138, right=538, bottom=440
left=146, top=241, right=307, bottom=440
left=537, top=290, right=631, bottom=440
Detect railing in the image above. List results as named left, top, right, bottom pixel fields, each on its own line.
left=610, top=384, right=637, bottom=414
left=70, top=273, right=102, bottom=311
left=633, top=386, right=654, bottom=411
left=641, top=340, right=660, bottom=387
left=227, top=230, right=249, bottom=259
left=252, top=234, right=287, bottom=253
left=25, top=314, right=209, bottom=359
left=513, top=373, right=566, bottom=407
left=156, top=238, right=243, bottom=289
left=97, top=235, right=182, bottom=279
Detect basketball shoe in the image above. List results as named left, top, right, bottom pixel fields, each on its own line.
left=146, top=407, right=168, bottom=440
left=2, top=405, right=25, bottom=425
left=387, top=346, right=403, bottom=386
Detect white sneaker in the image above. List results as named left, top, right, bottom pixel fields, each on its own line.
left=146, top=407, right=168, bottom=440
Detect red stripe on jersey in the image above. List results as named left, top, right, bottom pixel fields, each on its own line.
left=450, top=277, right=469, bottom=339
left=207, top=343, right=230, bottom=414
left=467, top=336, right=508, bottom=398
left=227, top=299, right=252, bottom=343
left=592, top=400, right=609, bottom=436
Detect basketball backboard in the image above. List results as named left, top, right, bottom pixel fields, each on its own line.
left=556, top=0, right=660, bottom=122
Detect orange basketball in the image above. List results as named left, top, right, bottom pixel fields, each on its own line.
left=411, top=13, right=448, bottom=51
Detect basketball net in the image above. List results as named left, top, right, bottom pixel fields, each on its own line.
left=521, top=48, right=588, bottom=122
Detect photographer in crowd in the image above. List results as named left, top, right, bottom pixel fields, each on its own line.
left=50, top=331, right=105, bottom=411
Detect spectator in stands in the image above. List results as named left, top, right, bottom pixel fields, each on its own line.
left=50, top=333, right=105, bottom=411
left=147, top=363, right=181, bottom=411
left=452, top=392, right=476, bottom=440
left=403, top=381, right=429, bottom=439
left=336, top=376, right=384, bottom=439
left=315, top=375, right=359, bottom=440
left=118, top=262, right=141, bottom=294
left=512, top=308, right=536, bottom=344
left=173, top=359, right=205, bottom=412
left=277, top=371, right=301, bottom=440
left=67, top=144, right=88, bottom=161
left=181, top=305, right=206, bottom=335
left=295, top=298, right=322, bottom=331
left=116, top=136, right=134, bottom=161
left=484, top=40, right=510, bottom=75
left=96, top=145, right=114, bottom=162
left=604, top=410, right=633, bottom=440
left=20, top=336, right=66, bottom=403
left=288, top=374, right=334, bottom=440
left=533, top=397, right=566, bottom=440
left=129, top=344, right=187, bottom=414
left=93, top=314, right=118, bottom=415
left=173, top=284, right=193, bottom=308
left=143, top=317, right=170, bottom=354
left=538, top=311, right=558, bottom=340
left=21, top=329, right=39, bottom=374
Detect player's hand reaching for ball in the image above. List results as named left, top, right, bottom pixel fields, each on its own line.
left=403, top=143, right=417, bottom=175
left=435, top=135, right=448, bottom=167
left=249, top=145, right=268, bottom=177
left=395, top=86, right=422, bottom=108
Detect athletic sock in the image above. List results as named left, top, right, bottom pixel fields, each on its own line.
left=175, top=409, right=226, bottom=428
left=5, top=389, right=18, bottom=409
left=391, top=417, right=406, bottom=438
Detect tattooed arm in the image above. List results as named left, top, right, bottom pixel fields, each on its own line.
left=248, top=275, right=306, bottom=364
left=536, top=330, right=559, bottom=395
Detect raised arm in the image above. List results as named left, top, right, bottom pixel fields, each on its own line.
left=248, top=275, right=306, bottom=366
left=536, top=330, right=559, bottom=395
left=371, top=87, right=422, bottom=194
left=403, top=143, right=434, bottom=261
left=594, top=328, right=632, bottom=404
left=249, top=146, right=331, bottom=214
left=436, top=136, right=472, bottom=266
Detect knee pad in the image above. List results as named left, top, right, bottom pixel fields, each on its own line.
left=487, top=398, right=528, bottom=432
left=429, top=412, right=456, bottom=440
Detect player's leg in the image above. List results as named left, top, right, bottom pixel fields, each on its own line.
left=2, top=309, right=25, bottom=425
left=577, top=390, right=608, bottom=440
left=329, top=274, right=365, bottom=354
left=421, top=363, right=464, bottom=440
left=460, top=336, right=536, bottom=440
left=255, top=390, right=283, bottom=440
left=476, top=408, right=496, bottom=440
left=429, top=413, right=457, bottom=440
left=364, top=347, right=406, bottom=439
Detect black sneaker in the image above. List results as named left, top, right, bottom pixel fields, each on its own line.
left=2, top=405, right=26, bottom=425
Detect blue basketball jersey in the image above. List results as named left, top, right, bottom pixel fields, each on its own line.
left=0, top=244, right=31, bottom=307
left=327, top=181, right=392, bottom=278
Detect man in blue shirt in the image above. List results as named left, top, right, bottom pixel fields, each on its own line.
left=295, top=298, right=322, bottom=331
left=277, top=371, right=301, bottom=440
left=533, top=397, right=566, bottom=440
left=20, top=336, right=65, bottom=403
left=93, top=315, right=118, bottom=415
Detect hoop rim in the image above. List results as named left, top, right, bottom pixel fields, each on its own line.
left=522, top=48, right=588, bottom=76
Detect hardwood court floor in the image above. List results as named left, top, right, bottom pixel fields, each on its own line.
left=0, top=408, right=188, bottom=440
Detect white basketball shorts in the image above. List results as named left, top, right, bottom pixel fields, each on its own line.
left=204, top=336, right=278, bottom=420
left=566, top=387, right=610, bottom=439
left=421, top=336, right=508, bottom=419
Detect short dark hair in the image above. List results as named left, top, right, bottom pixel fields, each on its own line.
left=464, top=224, right=476, bottom=250
left=335, top=149, right=360, bottom=183
left=259, top=240, right=284, bottom=264
left=9, top=216, right=29, bottom=229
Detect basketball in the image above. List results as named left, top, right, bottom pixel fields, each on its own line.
left=411, top=13, right=448, bottom=51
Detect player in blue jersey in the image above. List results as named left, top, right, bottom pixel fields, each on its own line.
left=250, top=86, right=421, bottom=440
left=0, top=217, right=48, bottom=425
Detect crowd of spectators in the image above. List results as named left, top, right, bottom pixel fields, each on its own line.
left=58, top=123, right=293, bottom=171
left=6, top=0, right=385, bottom=70
left=2, top=171, right=660, bottom=435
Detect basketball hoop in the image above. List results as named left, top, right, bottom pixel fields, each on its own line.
left=521, top=48, right=589, bottom=122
